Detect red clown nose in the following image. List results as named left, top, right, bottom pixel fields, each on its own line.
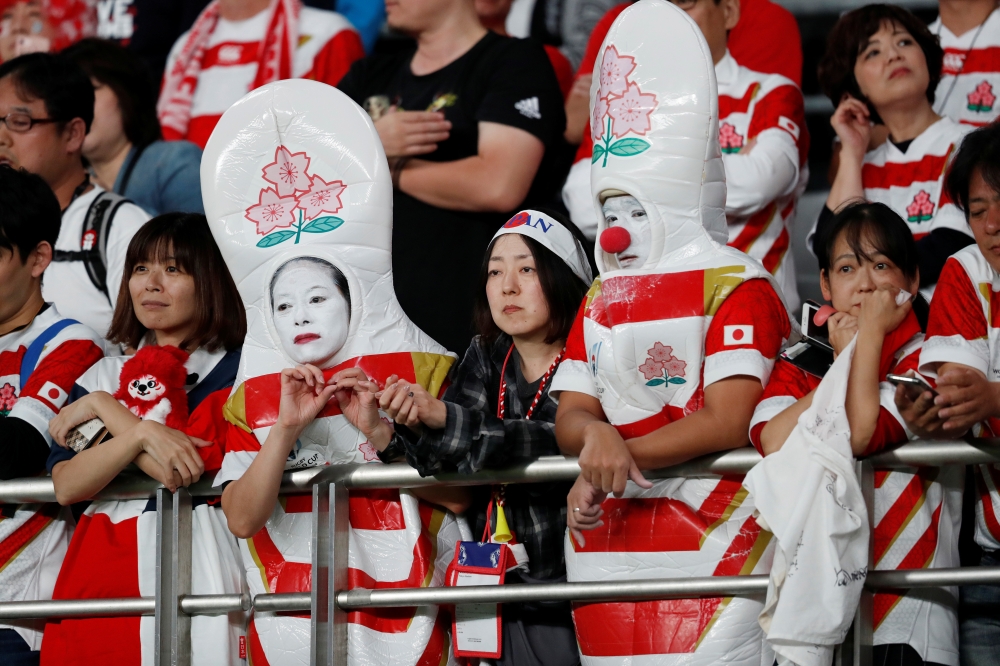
left=599, top=226, right=631, bottom=254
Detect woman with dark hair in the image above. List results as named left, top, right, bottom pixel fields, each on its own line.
left=333, top=209, right=591, bottom=666
left=816, top=3, right=973, bottom=293
left=40, top=213, right=247, bottom=665
left=63, top=38, right=203, bottom=216
left=754, top=201, right=961, bottom=666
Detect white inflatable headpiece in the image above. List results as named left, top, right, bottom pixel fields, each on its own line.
left=590, top=0, right=728, bottom=274
left=201, top=79, right=451, bottom=379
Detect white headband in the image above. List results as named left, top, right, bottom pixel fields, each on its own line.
left=491, top=210, right=593, bottom=286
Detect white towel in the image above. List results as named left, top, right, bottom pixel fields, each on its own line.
left=743, top=336, right=870, bottom=666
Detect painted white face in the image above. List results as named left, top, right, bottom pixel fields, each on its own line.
left=602, top=195, right=651, bottom=269
left=271, top=262, right=350, bottom=368
left=128, top=375, right=166, bottom=402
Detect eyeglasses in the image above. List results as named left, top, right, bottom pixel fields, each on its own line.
left=0, top=112, right=58, bottom=133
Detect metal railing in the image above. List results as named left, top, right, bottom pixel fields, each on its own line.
left=2, top=439, right=999, bottom=666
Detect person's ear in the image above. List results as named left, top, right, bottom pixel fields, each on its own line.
left=63, top=117, right=87, bottom=154
left=723, top=0, right=740, bottom=32
left=820, top=268, right=833, bottom=302
left=909, top=268, right=920, bottom=296
left=30, top=240, right=52, bottom=278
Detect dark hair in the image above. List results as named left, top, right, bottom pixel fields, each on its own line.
left=817, top=4, right=942, bottom=124
left=473, top=230, right=589, bottom=346
left=946, top=122, right=1000, bottom=219
left=107, top=213, right=247, bottom=352
left=816, top=201, right=919, bottom=281
left=0, top=52, right=94, bottom=132
left=0, top=165, right=61, bottom=262
left=269, top=257, right=352, bottom=316
left=62, top=38, right=162, bottom=148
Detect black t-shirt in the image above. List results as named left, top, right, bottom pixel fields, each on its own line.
left=338, top=32, right=568, bottom=354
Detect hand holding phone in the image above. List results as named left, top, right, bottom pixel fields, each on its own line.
left=887, top=372, right=937, bottom=400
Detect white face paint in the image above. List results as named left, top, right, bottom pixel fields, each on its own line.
left=271, top=262, right=350, bottom=368
left=602, top=195, right=651, bottom=269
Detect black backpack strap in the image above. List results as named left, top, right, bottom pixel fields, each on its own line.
left=52, top=190, right=130, bottom=304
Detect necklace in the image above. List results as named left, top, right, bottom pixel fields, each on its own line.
left=496, top=344, right=565, bottom=420
left=934, top=6, right=995, bottom=114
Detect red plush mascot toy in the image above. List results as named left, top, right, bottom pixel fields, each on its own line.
left=114, top=346, right=190, bottom=430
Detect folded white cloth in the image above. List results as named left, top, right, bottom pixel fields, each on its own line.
left=743, top=336, right=869, bottom=666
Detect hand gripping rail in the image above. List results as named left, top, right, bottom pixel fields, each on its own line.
left=1, top=440, right=999, bottom=666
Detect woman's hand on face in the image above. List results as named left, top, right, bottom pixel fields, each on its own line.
left=49, top=393, right=104, bottom=448
left=566, top=475, right=607, bottom=547
left=935, top=366, right=1000, bottom=434
left=276, top=365, right=337, bottom=437
left=330, top=368, right=383, bottom=439
left=858, top=287, right=911, bottom=337
left=826, top=311, right=859, bottom=357
left=893, top=378, right=946, bottom=440
left=578, top=421, right=652, bottom=497
left=831, top=95, right=872, bottom=161
left=134, top=420, right=210, bottom=491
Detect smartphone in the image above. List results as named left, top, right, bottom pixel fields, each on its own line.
left=801, top=300, right=833, bottom=352
left=886, top=373, right=938, bottom=399
left=64, top=417, right=109, bottom=453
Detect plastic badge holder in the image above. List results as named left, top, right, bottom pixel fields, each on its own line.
left=447, top=541, right=510, bottom=659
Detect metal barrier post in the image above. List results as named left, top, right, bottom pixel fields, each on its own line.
left=155, top=487, right=192, bottom=666
left=311, top=481, right=349, bottom=665
left=853, top=460, right=875, bottom=666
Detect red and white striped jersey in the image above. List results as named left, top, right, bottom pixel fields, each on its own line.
left=921, top=248, right=1000, bottom=554
left=215, top=352, right=468, bottom=666
left=716, top=52, right=809, bottom=313
left=931, top=9, right=1000, bottom=127
left=859, top=117, right=971, bottom=243
left=162, top=7, right=364, bottom=149
left=0, top=305, right=104, bottom=650
left=40, top=352, right=244, bottom=666
left=751, top=312, right=962, bottom=666
left=551, top=275, right=790, bottom=665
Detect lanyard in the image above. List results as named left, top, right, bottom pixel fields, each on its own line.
left=63, top=174, right=91, bottom=213
left=496, top=344, right=564, bottom=420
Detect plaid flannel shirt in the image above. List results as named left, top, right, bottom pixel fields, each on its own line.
left=399, top=333, right=570, bottom=580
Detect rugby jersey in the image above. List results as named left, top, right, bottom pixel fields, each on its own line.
left=920, top=248, right=1000, bottom=555
left=0, top=305, right=104, bottom=650
left=161, top=6, right=364, bottom=149
left=716, top=52, right=808, bottom=313
left=40, top=348, right=244, bottom=666
left=931, top=9, right=1000, bottom=127
left=751, top=310, right=961, bottom=666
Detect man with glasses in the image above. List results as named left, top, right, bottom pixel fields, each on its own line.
left=0, top=53, right=149, bottom=339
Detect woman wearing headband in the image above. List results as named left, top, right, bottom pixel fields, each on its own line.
left=333, top=209, right=591, bottom=666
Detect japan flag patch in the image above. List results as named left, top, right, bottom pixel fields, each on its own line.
left=723, top=325, right=753, bottom=346
left=38, top=381, right=69, bottom=409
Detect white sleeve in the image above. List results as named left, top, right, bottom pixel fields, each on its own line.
left=723, top=128, right=799, bottom=218
left=105, top=203, right=150, bottom=308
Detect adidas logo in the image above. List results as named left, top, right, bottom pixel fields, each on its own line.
left=515, top=97, right=541, bottom=120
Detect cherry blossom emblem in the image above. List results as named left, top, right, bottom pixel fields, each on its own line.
left=359, top=440, right=379, bottom=462
left=905, top=190, right=934, bottom=223
left=245, top=146, right=347, bottom=248
left=592, top=45, right=656, bottom=168
left=967, top=81, right=996, bottom=113
left=0, top=382, right=16, bottom=415
left=638, top=342, right=686, bottom=386
left=719, top=123, right=744, bottom=154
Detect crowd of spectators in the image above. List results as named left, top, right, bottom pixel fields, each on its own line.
left=1, top=0, right=1000, bottom=665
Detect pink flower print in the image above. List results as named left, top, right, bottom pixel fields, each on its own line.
left=638, top=358, right=664, bottom=381
left=359, top=440, right=379, bottom=462
left=719, top=123, right=744, bottom=154
left=599, top=45, right=636, bottom=99
left=297, top=175, right=345, bottom=221
left=262, top=146, right=312, bottom=197
left=905, top=190, right=935, bottom=223
left=968, top=81, right=996, bottom=112
left=647, top=342, right=675, bottom=364
left=608, top=83, right=656, bottom=138
left=592, top=94, right=609, bottom=142
left=662, top=357, right=687, bottom=378
left=0, top=382, right=17, bottom=412
left=245, top=188, right=299, bottom=235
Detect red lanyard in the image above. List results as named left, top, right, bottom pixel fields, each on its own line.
left=496, top=345, right=565, bottom=420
